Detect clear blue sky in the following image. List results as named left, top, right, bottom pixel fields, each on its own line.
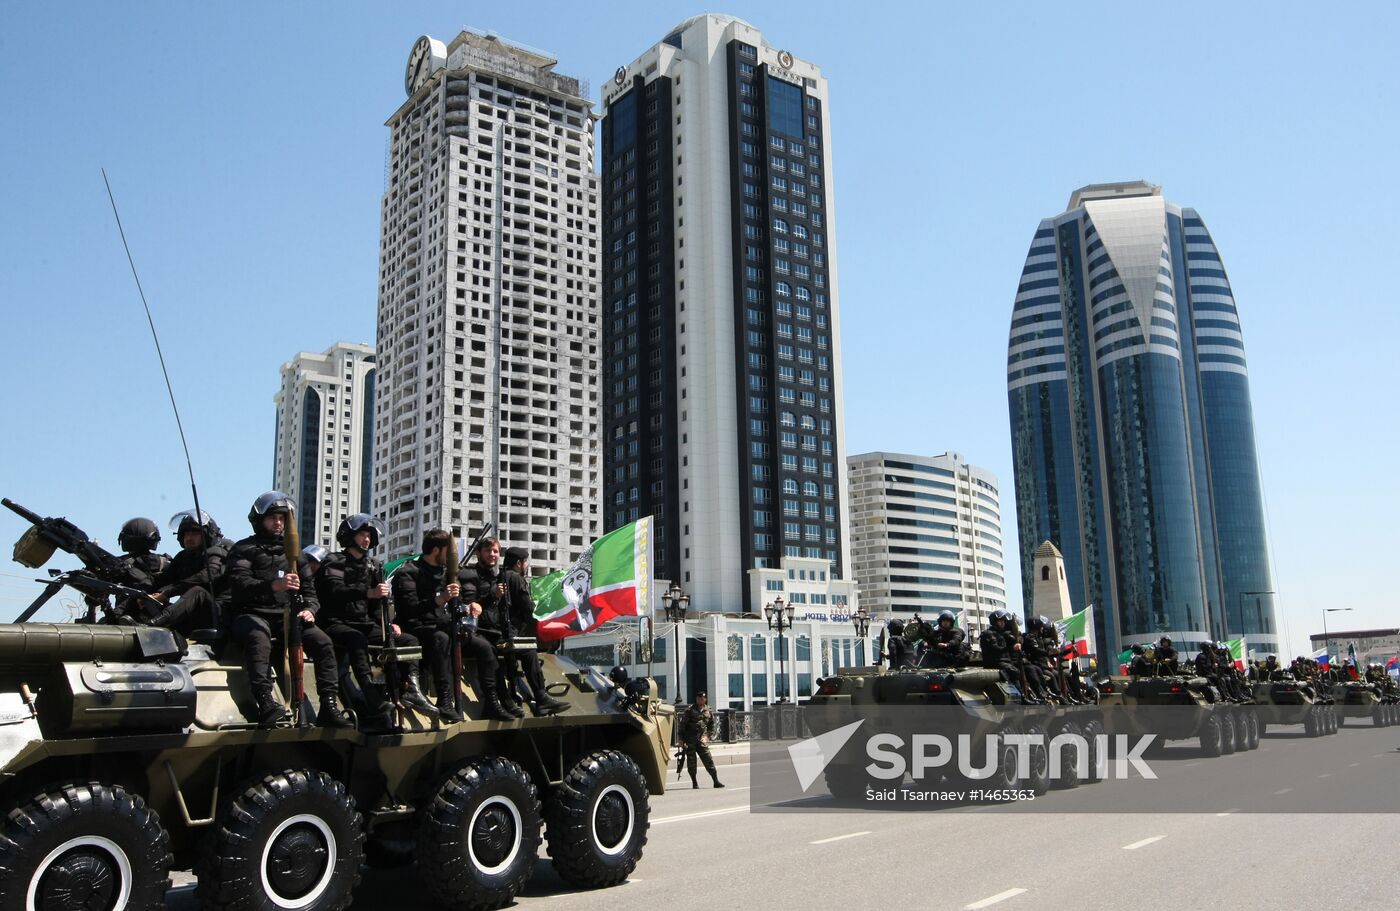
left=2, top=2, right=1396, bottom=654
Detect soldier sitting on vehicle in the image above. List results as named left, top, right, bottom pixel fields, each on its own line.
left=1258, top=654, right=1288, bottom=682
left=1021, top=616, right=1063, bottom=702
left=981, top=610, right=1039, bottom=703
left=461, top=537, right=524, bottom=720
left=1155, top=636, right=1180, bottom=675
left=301, top=543, right=328, bottom=576
left=317, top=513, right=437, bottom=732
left=919, top=610, right=970, bottom=669
left=678, top=691, right=724, bottom=789
left=389, top=529, right=465, bottom=723
left=104, top=517, right=171, bottom=622
left=139, top=509, right=229, bottom=636
left=1128, top=643, right=1153, bottom=677
left=884, top=619, right=911, bottom=669
left=227, top=492, right=349, bottom=728
left=500, top=547, right=570, bottom=716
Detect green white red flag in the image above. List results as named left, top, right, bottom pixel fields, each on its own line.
left=1225, top=637, right=1246, bottom=671
left=531, top=517, right=653, bottom=642
left=1053, top=605, right=1093, bottom=657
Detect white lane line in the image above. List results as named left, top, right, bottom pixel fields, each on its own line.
left=1183, top=761, right=1201, bottom=767
left=1317, top=773, right=1332, bottom=779
left=810, top=830, right=872, bottom=845
left=1122, top=835, right=1166, bottom=851
left=965, top=888, right=1028, bottom=909
left=652, top=805, right=748, bottom=824
left=1274, top=788, right=1294, bottom=795
left=1349, top=762, right=1360, bottom=767
left=1215, top=808, right=1242, bottom=816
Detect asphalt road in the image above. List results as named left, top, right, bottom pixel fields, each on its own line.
left=168, top=723, right=1399, bottom=910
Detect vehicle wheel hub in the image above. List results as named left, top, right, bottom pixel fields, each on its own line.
left=470, top=800, right=519, bottom=871
left=592, top=784, right=635, bottom=854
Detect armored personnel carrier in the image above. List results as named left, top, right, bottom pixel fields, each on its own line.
left=1095, top=671, right=1258, bottom=756
left=0, top=502, right=674, bottom=911
left=1252, top=674, right=1338, bottom=736
left=809, top=662, right=1104, bottom=800
left=1333, top=679, right=1390, bottom=727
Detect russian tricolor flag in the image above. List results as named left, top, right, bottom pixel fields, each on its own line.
left=1312, top=649, right=1331, bottom=670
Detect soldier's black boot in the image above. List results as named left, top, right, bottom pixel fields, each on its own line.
left=534, top=694, right=571, bottom=716
left=317, top=692, right=354, bottom=728
left=358, top=685, right=396, bottom=734
left=690, top=773, right=699, bottom=790
left=402, top=666, right=439, bottom=717
left=436, top=693, right=464, bottom=724
left=253, top=691, right=287, bottom=727
left=498, top=687, right=527, bottom=719
left=479, top=678, right=517, bottom=722
left=711, top=773, right=725, bottom=788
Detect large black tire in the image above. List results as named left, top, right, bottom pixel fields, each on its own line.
left=1231, top=711, right=1250, bottom=751
left=1303, top=710, right=1319, bottom=738
left=418, top=757, right=541, bottom=911
left=1199, top=715, right=1222, bottom=757
left=1048, top=720, right=1082, bottom=790
left=1021, top=723, right=1050, bottom=794
left=822, top=763, right=877, bottom=802
left=1327, top=706, right=1339, bottom=734
left=196, top=769, right=362, bottom=911
left=981, top=724, right=1029, bottom=794
left=545, top=750, right=650, bottom=889
left=1081, top=718, right=1106, bottom=783
left=0, top=782, right=171, bottom=911
left=1244, top=711, right=1261, bottom=749
left=1219, top=713, right=1237, bottom=754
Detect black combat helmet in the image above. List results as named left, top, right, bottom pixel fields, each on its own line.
left=1131, top=643, right=1145, bottom=655
left=1159, top=635, right=1172, bottom=646
left=888, top=618, right=905, bottom=635
left=118, top=517, right=160, bottom=554
left=938, top=610, right=956, bottom=628
left=609, top=666, right=629, bottom=685
left=1038, top=615, right=1051, bottom=629
left=247, top=491, right=294, bottom=530
left=302, top=544, right=329, bottom=565
left=1026, top=615, right=1043, bottom=631
left=1200, top=640, right=1216, bottom=653
left=169, top=509, right=220, bottom=547
left=336, top=513, right=387, bottom=550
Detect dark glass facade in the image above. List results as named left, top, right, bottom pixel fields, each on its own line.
left=599, top=37, right=844, bottom=611
left=1007, top=189, right=1275, bottom=658
left=298, top=386, right=321, bottom=544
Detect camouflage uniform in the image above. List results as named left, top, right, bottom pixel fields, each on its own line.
left=679, top=699, right=723, bottom=788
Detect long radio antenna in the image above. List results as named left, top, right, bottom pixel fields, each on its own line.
left=101, top=168, right=204, bottom=522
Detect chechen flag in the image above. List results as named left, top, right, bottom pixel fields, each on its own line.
left=531, top=517, right=653, bottom=642
left=1053, top=606, right=1093, bottom=657
left=1224, top=637, right=1247, bottom=671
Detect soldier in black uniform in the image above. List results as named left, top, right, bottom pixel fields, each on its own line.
left=679, top=691, right=724, bottom=789
left=1021, top=616, right=1062, bottom=702
left=226, top=491, right=349, bottom=728
left=301, top=544, right=328, bottom=576
left=390, top=529, right=467, bottom=723
left=501, top=547, right=570, bottom=715
left=1155, top=636, right=1180, bottom=675
left=106, top=517, right=170, bottom=621
left=884, top=619, right=911, bottom=669
left=1128, top=644, right=1152, bottom=677
left=1258, top=654, right=1286, bottom=682
left=317, top=514, right=437, bottom=732
left=981, top=610, right=1039, bottom=703
left=141, top=509, right=228, bottom=635
left=920, top=610, right=969, bottom=669
left=462, top=537, right=524, bottom=719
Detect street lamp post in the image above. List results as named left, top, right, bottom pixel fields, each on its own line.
left=661, top=582, right=690, bottom=705
left=1322, top=607, right=1352, bottom=664
left=1231, top=589, right=1275, bottom=645
left=764, top=597, right=793, bottom=703
left=852, top=607, right=871, bottom=669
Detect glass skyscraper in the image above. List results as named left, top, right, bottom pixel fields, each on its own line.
left=1006, top=181, right=1276, bottom=657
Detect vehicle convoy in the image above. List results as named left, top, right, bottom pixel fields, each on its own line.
left=0, top=500, right=674, bottom=911
left=1333, top=675, right=1396, bottom=727
left=1095, top=670, right=1259, bottom=756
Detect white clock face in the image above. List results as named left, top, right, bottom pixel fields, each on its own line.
left=405, top=36, right=446, bottom=96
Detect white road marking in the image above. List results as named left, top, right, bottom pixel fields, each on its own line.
left=1273, top=788, right=1294, bottom=795
left=652, top=805, right=748, bottom=824
left=1317, top=773, right=1332, bottom=779
left=810, top=830, right=872, bottom=845
left=1122, top=835, right=1166, bottom=851
left=1215, top=808, right=1242, bottom=816
left=1349, top=762, right=1360, bottom=767
left=1184, top=761, right=1201, bottom=767
left=965, top=888, right=1028, bottom=909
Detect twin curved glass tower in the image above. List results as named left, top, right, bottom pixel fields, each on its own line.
left=1007, top=181, right=1276, bottom=657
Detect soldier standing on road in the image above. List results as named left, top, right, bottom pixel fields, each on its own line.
left=317, top=513, right=437, bottom=732
left=679, top=691, right=724, bottom=789
left=226, top=492, right=349, bottom=728
left=390, top=529, right=466, bottom=723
